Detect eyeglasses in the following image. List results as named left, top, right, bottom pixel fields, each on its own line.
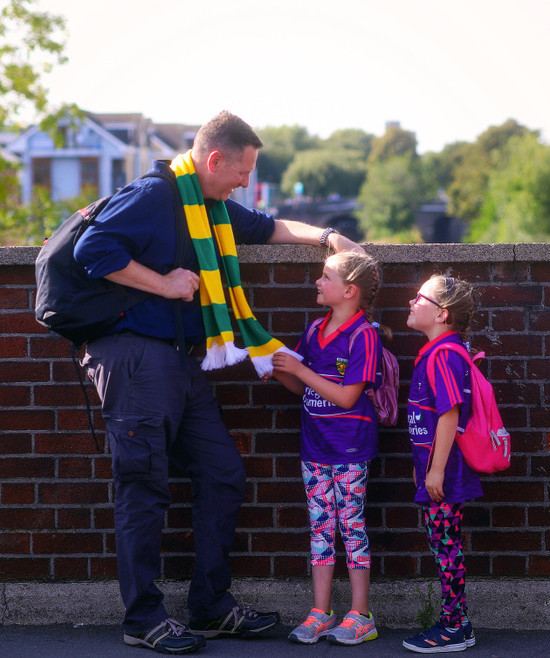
left=413, top=292, right=444, bottom=309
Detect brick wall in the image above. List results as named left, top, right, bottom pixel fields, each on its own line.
left=0, top=243, right=549, bottom=583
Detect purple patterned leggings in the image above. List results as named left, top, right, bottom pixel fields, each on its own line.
left=423, top=501, right=468, bottom=628
left=302, top=460, right=371, bottom=569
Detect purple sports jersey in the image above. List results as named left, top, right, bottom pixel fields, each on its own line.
left=408, top=330, right=483, bottom=504
left=295, top=311, right=382, bottom=464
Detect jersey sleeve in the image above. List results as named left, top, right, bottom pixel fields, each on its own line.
left=343, top=326, right=380, bottom=386
left=433, top=349, right=467, bottom=415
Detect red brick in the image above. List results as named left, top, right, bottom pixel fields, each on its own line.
left=274, top=456, right=301, bottom=478
left=0, top=337, right=28, bottom=358
left=39, top=483, right=109, bottom=504
left=0, top=385, right=31, bottom=406
left=237, top=506, right=273, bottom=528
left=0, top=533, right=30, bottom=553
left=255, top=432, right=300, bottom=454
left=222, top=407, right=273, bottom=430
left=492, top=506, right=525, bottom=527
left=93, top=508, right=115, bottom=529
left=0, top=457, right=54, bottom=478
left=34, top=432, right=99, bottom=454
left=0, top=266, right=36, bottom=285
left=276, top=506, right=307, bottom=528
left=0, top=361, right=50, bottom=382
left=257, top=482, right=305, bottom=503
left=214, top=383, right=249, bottom=406
left=385, top=506, right=420, bottom=529
left=54, top=558, right=89, bottom=579
left=0, top=311, right=46, bottom=334
left=239, top=263, right=270, bottom=285
left=0, top=509, right=55, bottom=529
left=90, top=557, right=119, bottom=579
left=273, top=263, right=307, bottom=284
left=33, top=532, right=103, bottom=554
left=0, top=288, right=29, bottom=309
left=58, top=457, right=93, bottom=479
left=252, top=383, right=299, bottom=405
left=252, top=531, right=309, bottom=552
left=384, top=556, right=418, bottom=577
left=57, top=508, right=92, bottom=529
left=528, top=555, right=550, bottom=576
left=230, top=555, right=271, bottom=577
left=493, top=555, right=527, bottom=576
left=273, top=556, right=308, bottom=577
left=0, top=558, right=50, bottom=579
left=471, top=531, right=542, bottom=552
left=2, top=483, right=35, bottom=504
left=253, top=286, right=315, bottom=309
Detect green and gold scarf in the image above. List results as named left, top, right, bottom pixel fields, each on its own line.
left=170, top=150, right=298, bottom=378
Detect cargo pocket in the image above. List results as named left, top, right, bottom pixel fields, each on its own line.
left=106, top=416, right=166, bottom=482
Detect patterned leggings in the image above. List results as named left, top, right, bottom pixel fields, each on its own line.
left=302, top=460, right=371, bottom=569
left=423, top=501, right=468, bottom=628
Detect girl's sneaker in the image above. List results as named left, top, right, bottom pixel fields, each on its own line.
left=325, top=611, right=378, bottom=645
left=402, top=621, right=466, bottom=653
left=462, top=620, right=476, bottom=647
left=288, top=608, right=337, bottom=644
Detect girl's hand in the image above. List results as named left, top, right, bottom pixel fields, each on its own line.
left=272, top=352, right=303, bottom=375
left=413, top=467, right=417, bottom=486
left=425, top=468, right=445, bottom=503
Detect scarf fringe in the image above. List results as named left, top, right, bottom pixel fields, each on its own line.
left=201, top=341, right=249, bottom=371
left=251, top=345, right=303, bottom=379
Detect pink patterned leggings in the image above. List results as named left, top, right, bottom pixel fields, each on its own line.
left=301, top=460, right=371, bottom=569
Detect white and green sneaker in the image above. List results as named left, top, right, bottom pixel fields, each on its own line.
left=288, top=608, right=337, bottom=644
left=326, top=611, right=378, bottom=645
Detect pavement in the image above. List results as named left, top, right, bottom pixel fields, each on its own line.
left=1, top=624, right=549, bottom=658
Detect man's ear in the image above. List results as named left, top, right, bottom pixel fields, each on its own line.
left=207, top=151, right=223, bottom=172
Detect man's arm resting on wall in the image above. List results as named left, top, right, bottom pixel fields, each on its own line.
left=268, top=219, right=364, bottom=253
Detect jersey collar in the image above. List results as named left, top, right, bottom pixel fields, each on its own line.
left=317, top=310, right=366, bottom=349
left=415, top=330, right=461, bottom=365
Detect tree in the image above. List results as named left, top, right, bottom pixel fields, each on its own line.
left=0, top=0, right=67, bottom=128
left=447, top=119, right=536, bottom=224
left=281, top=149, right=367, bottom=198
left=358, top=156, right=425, bottom=242
left=0, top=0, right=72, bottom=208
left=421, top=141, right=470, bottom=199
left=255, top=124, right=319, bottom=184
left=324, top=128, right=374, bottom=160
left=467, top=133, right=550, bottom=243
left=367, top=123, right=418, bottom=165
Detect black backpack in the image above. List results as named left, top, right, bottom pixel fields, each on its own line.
left=35, top=168, right=181, bottom=348
left=34, top=164, right=189, bottom=450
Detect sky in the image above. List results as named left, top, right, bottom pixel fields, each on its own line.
left=20, top=0, right=550, bottom=153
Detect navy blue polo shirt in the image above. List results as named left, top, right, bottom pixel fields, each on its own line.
left=408, top=331, right=483, bottom=503
left=74, top=161, right=275, bottom=344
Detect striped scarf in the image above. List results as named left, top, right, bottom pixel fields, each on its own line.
left=170, top=150, right=298, bottom=378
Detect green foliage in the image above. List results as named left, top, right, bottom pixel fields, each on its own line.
left=281, top=148, right=367, bottom=198
left=256, top=124, right=319, bottom=184
left=324, top=128, right=373, bottom=160
left=358, top=156, right=426, bottom=241
left=0, top=0, right=67, bottom=128
left=467, top=133, right=550, bottom=243
left=367, top=123, right=418, bottom=165
left=0, top=185, right=98, bottom=246
left=415, top=583, right=437, bottom=630
left=421, top=141, right=470, bottom=199
left=447, top=119, right=535, bottom=223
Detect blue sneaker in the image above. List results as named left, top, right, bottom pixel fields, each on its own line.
left=403, top=621, right=466, bottom=653
left=462, top=620, right=475, bottom=648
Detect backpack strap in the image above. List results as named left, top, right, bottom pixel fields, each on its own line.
left=305, top=317, right=324, bottom=345
left=426, top=342, right=485, bottom=393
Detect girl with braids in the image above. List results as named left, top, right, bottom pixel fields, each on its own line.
left=273, top=251, right=383, bottom=646
left=403, top=274, right=482, bottom=654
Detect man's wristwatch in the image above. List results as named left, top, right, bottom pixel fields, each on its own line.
left=319, top=227, right=339, bottom=246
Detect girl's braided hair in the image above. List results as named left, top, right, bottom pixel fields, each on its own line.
left=430, top=274, right=477, bottom=342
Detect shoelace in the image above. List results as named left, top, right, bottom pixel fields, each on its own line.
left=164, top=618, right=186, bottom=637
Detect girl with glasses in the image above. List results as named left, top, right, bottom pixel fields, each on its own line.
left=403, top=274, right=482, bottom=654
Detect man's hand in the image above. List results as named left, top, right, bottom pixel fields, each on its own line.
left=161, top=268, right=200, bottom=301
left=327, top=231, right=365, bottom=254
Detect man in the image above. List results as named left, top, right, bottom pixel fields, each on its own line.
left=75, top=111, right=363, bottom=654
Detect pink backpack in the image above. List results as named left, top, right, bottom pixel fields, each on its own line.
left=427, top=342, right=511, bottom=473
left=306, top=318, right=399, bottom=427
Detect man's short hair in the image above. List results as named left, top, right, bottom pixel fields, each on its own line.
left=194, top=110, right=263, bottom=157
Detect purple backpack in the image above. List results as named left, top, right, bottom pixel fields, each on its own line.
left=306, top=318, right=399, bottom=427
left=427, top=342, right=511, bottom=473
